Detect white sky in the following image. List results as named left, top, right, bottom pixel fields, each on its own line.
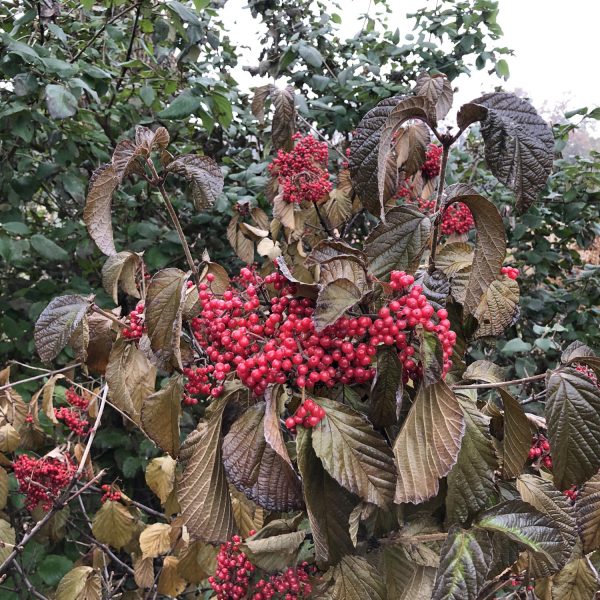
left=223, top=0, right=599, bottom=118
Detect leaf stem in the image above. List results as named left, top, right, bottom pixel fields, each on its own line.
left=452, top=372, right=547, bottom=390
left=428, top=140, right=451, bottom=272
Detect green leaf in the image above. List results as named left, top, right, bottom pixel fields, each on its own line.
left=432, top=528, right=492, bottom=600
left=38, top=554, right=74, bottom=586
left=501, top=338, right=532, bottom=354
left=178, top=395, right=235, bottom=543
left=499, top=389, right=531, bottom=479
left=1, top=221, right=30, bottom=235
left=158, top=92, right=203, bottom=119
left=394, top=380, right=465, bottom=504
left=310, top=397, right=396, bottom=508
left=446, top=398, right=498, bottom=524
left=296, top=427, right=356, bottom=565
left=324, top=555, right=386, bottom=600
left=545, top=367, right=600, bottom=489
left=364, top=206, right=432, bottom=278
left=139, top=85, right=156, bottom=107
left=34, top=295, right=91, bottom=362
left=166, top=0, right=201, bottom=25
left=30, top=233, right=69, bottom=261
left=45, top=84, right=78, bottom=119
left=298, top=42, right=323, bottom=67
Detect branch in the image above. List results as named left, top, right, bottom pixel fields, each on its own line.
left=428, top=139, right=451, bottom=272
left=0, top=363, right=82, bottom=393
left=91, top=304, right=127, bottom=330
left=76, top=384, right=108, bottom=477
left=313, top=201, right=335, bottom=238
left=11, top=559, right=49, bottom=600
left=452, top=372, right=547, bottom=391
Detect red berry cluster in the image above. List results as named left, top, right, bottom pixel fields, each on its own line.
left=575, top=363, right=599, bottom=387
left=209, top=532, right=257, bottom=599
left=528, top=434, right=552, bottom=469
left=13, top=453, right=77, bottom=511
left=501, top=266, right=519, bottom=280
left=54, top=387, right=90, bottom=436
left=252, top=564, right=315, bottom=599
left=284, top=398, right=326, bottom=433
left=421, top=143, right=443, bottom=179
left=508, top=576, right=533, bottom=591
left=100, top=484, right=122, bottom=503
left=268, top=133, right=332, bottom=204
left=65, top=387, right=89, bottom=409
left=563, top=485, right=578, bottom=502
left=122, top=301, right=145, bottom=339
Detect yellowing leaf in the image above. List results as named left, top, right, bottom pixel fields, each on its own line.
left=551, top=558, right=598, bottom=600
left=134, top=555, right=154, bottom=589
left=84, top=164, right=119, bottom=256
left=140, top=523, right=172, bottom=558
left=177, top=541, right=217, bottom=583
left=101, top=251, right=141, bottom=304
left=473, top=277, right=520, bottom=339
left=91, top=500, right=136, bottom=550
left=0, top=519, right=15, bottom=564
left=146, top=456, right=177, bottom=504
left=273, top=192, right=296, bottom=230
left=56, top=566, right=101, bottom=600
left=325, top=555, right=386, bottom=600
left=0, top=467, right=8, bottom=510
left=157, top=556, right=186, bottom=597
left=0, top=424, right=20, bottom=452
left=227, top=215, right=254, bottom=263
left=243, top=530, right=306, bottom=572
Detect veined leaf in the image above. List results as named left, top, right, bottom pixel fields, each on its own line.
left=551, top=558, right=598, bottom=600
left=314, top=279, right=362, bottom=331
left=324, top=555, right=386, bottom=600
left=140, top=523, right=172, bottom=558
left=271, top=86, right=295, bottom=151
left=157, top=556, right=186, bottom=597
left=91, top=500, right=136, bottom=550
left=310, top=397, right=396, bottom=508
left=369, top=346, right=402, bottom=428
left=84, top=164, right=119, bottom=256
left=111, top=139, right=145, bottom=182
left=575, top=472, right=600, bottom=553
left=251, top=84, right=274, bottom=124
left=264, top=386, right=293, bottom=466
left=414, top=72, right=453, bottom=120
left=101, top=251, right=141, bottom=304
left=243, top=530, right=306, bottom=572
left=145, top=456, right=176, bottom=504
left=55, top=566, right=101, bottom=600
left=462, top=360, right=505, bottom=384
left=176, top=541, right=217, bottom=583
left=499, top=389, right=531, bottom=479
left=394, top=380, right=465, bottom=504
left=473, top=277, right=520, bottom=339
left=395, top=122, right=431, bottom=177
left=436, top=242, right=474, bottom=276
left=165, top=154, right=223, bottom=210
left=380, top=543, right=437, bottom=600
left=227, top=215, right=255, bottom=263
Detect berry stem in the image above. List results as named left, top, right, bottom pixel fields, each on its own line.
left=428, top=140, right=451, bottom=273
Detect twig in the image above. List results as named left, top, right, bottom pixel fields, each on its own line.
left=76, top=385, right=108, bottom=477
left=36, top=2, right=45, bottom=45
left=11, top=559, right=49, bottom=600
left=296, top=114, right=346, bottom=161
left=91, top=305, right=127, bottom=330
left=87, top=485, right=167, bottom=519
left=313, top=202, right=335, bottom=238
left=452, top=372, right=547, bottom=390
left=0, top=363, right=82, bottom=393
left=428, top=140, right=451, bottom=272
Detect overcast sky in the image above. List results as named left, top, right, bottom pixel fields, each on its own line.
left=224, top=0, right=599, bottom=119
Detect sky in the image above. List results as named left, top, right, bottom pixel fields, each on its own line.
left=223, top=0, right=599, bottom=120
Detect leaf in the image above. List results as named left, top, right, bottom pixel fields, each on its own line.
left=310, top=396, right=396, bottom=508
left=272, top=192, right=296, bottom=230
left=166, top=154, right=224, bottom=210
left=444, top=185, right=506, bottom=317
left=45, top=84, right=78, bottom=119
left=264, top=386, right=292, bottom=466
left=456, top=103, right=488, bottom=131
left=231, top=489, right=266, bottom=537
left=141, top=374, right=183, bottom=458
left=325, top=555, right=386, bottom=600
left=476, top=499, right=568, bottom=574
left=84, top=164, right=119, bottom=256
left=369, top=346, right=402, bottom=428
left=414, top=72, right=453, bottom=120
left=463, top=360, right=504, bottom=384
left=134, top=555, right=154, bottom=589
left=395, top=123, right=431, bottom=177
left=178, top=395, right=235, bottom=543
left=106, top=338, right=156, bottom=419
left=472, top=277, right=520, bottom=339
left=380, top=543, right=437, bottom=600
left=55, top=566, right=101, bottom=600
left=157, top=556, right=186, bottom=597
left=227, top=215, right=255, bottom=263
left=243, top=530, right=306, bottom=572
left=296, top=427, right=356, bottom=565
left=271, top=86, right=295, bottom=151
left=561, top=341, right=597, bottom=365
left=298, top=42, right=323, bottom=67
left=0, top=424, right=19, bottom=452
left=91, top=500, right=136, bottom=550
left=0, top=467, right=8, bottom=510
left=500, top=389, right=531, bottom=479
left=135, top=125, right=170, bottom=152
left=349, top=95, right=405, bottom=215
left=436, top=242, right=474, bottom=276
left=545, top=367, right=600, bottom=489
left=577, top=472, right=600, bottom=553
left=158, top=91, right=202, bottom=119
left=394, top=380, right=465, bottom=504
left=146, top=455, right=177, bottom=504
left=177, top=541, right=217, bottom=583
left=101, top=251, right=141, bottom=304
left=84, top=311, right=116, bottom=375
left=34, top=294, right=91, bottom=362
left=146, top=268, right=187, bottom=369
left=378, top=96, right=437, bottom=218
left=251, top=84, right=274, bottom=124
left=446, top=398, right=498, bottom=524
left=551, top=558, right=598, bottom=600
left=140, top=523, right=172, bottom=558
left=0, top=519, right=15, bottom=564
left=432, top=528, right=492, bottom=600
left=364, top=206, right=432, bottom=278
left=111, top=140, right=144, bottom=182
left=30, top=233, right=69, bottom=261
left=222, top=403, right=304, bottom=511
left=313, top=279, right=362, bottom=331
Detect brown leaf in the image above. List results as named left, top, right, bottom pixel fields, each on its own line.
left=55, top=566, right=101, bottom=600
left=101, top=251, right=141, bottom=304
left=251, top=84, right=274, bottom=124
left=271, top=85, right=295, bottom=151
left=84, top=311, right=117, bottom=375
left=135, top=125, right=170, bottom=152
left=264, top=386, right=293, bottom=466
left=272, top=192, right=296, bottom=230
left=84, top=164, right=119, bottom=256
left=177, top=541, right=217, bottom=583
left=473, top=277, right=520, bottom=339
left=395, top=122, right=431, bottom=177
left=500, top=389, right=531, bottom=479
left=456, top=103, right=488, bottom=131
left=140, top=523, right=172, bottom=558
left=157, top=556, right=186, bottom=597
left=146, top=455, right=177, bottom=504
left=414, top=72, right=453, bottom=120
left=227, top=215, right=255, bottom=263
left=133, top=555, right=154, bottom=589
left=0, top=467, right=8, bottom=510
left=112, top=139, right=145, bottom=182
left=324, top=555, right=386, bottom=600
left=575, top=472, right=600, bottom=553
left=165, top=154, right=224, bottom=210
left=313, top=279, right=362, bottom=332
left=91, top=500, right=136, bottom=550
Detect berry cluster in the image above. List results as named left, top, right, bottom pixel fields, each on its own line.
left=251, top=564, right=315, bottom=599
left=268, top=134, right=332, bottom=204
left=421, top=143, right=443, bottom=180
left=209, top=532, right=257, bottom=599
left=528, top=434, right=552, bottom=469
left=575, top=363, right=599, bottom=387
left=65, top=387, right=90, bottom=409
left=100, top=484, right=122, bottom=503
left=185, top=267, right=456, bottom=403
left=54, top=387, right=90, bottom=436
left=563, top=485, right=578, bottom=502
left=122, top=301, right=145, bottom=339
left=508, top=576, right=534, bottom=592
left=13, top=453, right=77, bottom=511
left=285, top=398, right=326, bottom=433
left=501, top=266, right=519, bottom=280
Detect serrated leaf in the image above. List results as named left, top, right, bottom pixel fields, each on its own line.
left=34, top=295, right=91, bottom=362
left=243, top=530, right=306, bottom=572
left=394, top=380, right=465, bottom=504
left=146, top=455, right=176, bottom=504
left=471, top=92, right=553, bottom=212
left=436, top=242, right=474, bottom=276
left=271, top=86, right=295, bottom=150
left=166, top=154, right=223, bottom=209
left=463, top=360, right=504, bottom=384
left=106, top=338, right=156, bottom=420
left=577, top=473, right=600, bottom=553
left=432, top=528, right=492, bottom=600
left=561, top=341, right=596, bottom=365
left=365, top=206, right=432, bottom=278
left=500, top=389, right=531, bottom=479
left=251, top=84, right=274, bottom=124
left=84, top=164, right=119, bottom=256
left=140, top=523, right=172, bottom=558
left=101, top=251, right=141, bottom=304
left=395, top=122, right=431, bottom=177
left=310, top=397, right=396, bottom=508
left=55, top=566, right=101, bottom=600
left=545, top=367, right=600, bottom=489
left=222, top=403, right=304, bottom=511
left=325, top=555, right=386, bottom=600
left=296, top=427, right=356, bottom=565
left=91, top=500, right=136, bottom=550
left=135, top=125, right=170, bottom=152
left=446, top=399, right=498, bottom=524
left=157, top=556, right=186, bottom=597
left=141, top=374, right=182, bottom=458
left=414, top=72, right=453, bottom=120
left=381, top=543, right=437, bottom=600
left=111, top=139, right=144, bottom=182
left=178, top=395, right=234, bottom=543
left=0, top=519, right=15, bottom=564
left=551, top=558, right=598, bottom=600
left=369, top=346, right=402, bottom=427
left=227, top=215, right=255, bottom=263
left=134, top=555, right=154, bottom=589
left=177, top=541, right=217, bottom=583
left=477, top=499, right=568, bottom=574
left=456, top=103, right=489, bottom=131
left=313, top=279, right=362, bottom=331
left=473, top=277, right=520, bottom=339
left=146, top=268, right=187, bottom=369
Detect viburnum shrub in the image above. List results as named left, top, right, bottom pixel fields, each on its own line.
left=4, top=72, right=600, bottom=598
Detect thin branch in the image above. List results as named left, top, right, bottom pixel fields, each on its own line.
left=76, top=385, right=108, bottom=477
left=452, top=372, right=547, bottom=391
left=296, top=114, right=346, bottom=161
left=91, top=304, right=127, bottom=330
left=0, top=363, right=82, bottom=393
left=313, top=202, right=335, bottom=238
left=11, top=559, right=49, bottom=600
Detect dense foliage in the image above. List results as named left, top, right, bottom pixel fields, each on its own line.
left=2, top=1, right=600, bottom=599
